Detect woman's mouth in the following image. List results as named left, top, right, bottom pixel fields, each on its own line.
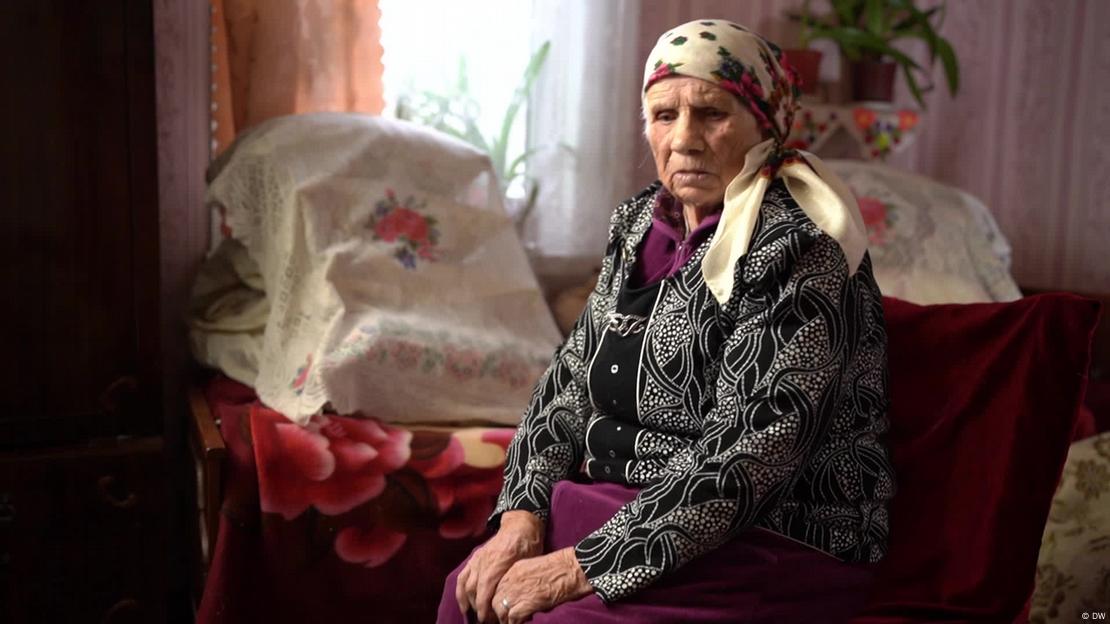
left=673, top=170, right=715, bottom=185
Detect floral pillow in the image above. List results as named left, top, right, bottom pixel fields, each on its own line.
left=827, top=160, right=1022, bottom=304
left=1032, top=431, right=1110, bottom=622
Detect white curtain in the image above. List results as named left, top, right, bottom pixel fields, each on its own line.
left=524, top=0, right=643, bottom=280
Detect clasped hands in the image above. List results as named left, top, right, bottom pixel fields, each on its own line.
left=455, top=510, right=593, bottom=623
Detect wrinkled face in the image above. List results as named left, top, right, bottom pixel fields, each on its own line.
left=644, top=76, right=763, bottom=211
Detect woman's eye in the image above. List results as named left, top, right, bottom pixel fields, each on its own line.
left=655, top=111, right=676, bottom=122
left=705, top=109, right=727, bottom=120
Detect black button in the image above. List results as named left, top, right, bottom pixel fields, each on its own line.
left=608, top=450, right=616, bottom=458
left=604, top=465, right=612, bottom=474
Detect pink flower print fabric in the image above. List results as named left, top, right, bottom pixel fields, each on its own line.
left=248, top=401, right=515, bottom=568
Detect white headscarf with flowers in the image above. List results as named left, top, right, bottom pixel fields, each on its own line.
left=644, top=19, right=868, bottom=305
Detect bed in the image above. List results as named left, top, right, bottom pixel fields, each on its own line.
left=187, top=113, right=1107, bottom=623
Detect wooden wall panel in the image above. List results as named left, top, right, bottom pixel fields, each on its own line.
left=0, top=0, right=160, bottom=444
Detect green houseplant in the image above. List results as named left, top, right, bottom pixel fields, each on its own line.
left=396, top=42, right=551, bottom=225
left=790, top=0, right=959, bottom=107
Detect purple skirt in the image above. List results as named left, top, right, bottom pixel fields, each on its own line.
left=438, top=481, right=877, bottom=623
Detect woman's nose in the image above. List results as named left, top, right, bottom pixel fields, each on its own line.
left=671, top=113, right=705, bottom=154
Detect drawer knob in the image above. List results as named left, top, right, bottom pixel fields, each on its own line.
left=98, top=376, right=138, bottom=414
left=97, top=476, right=138, bottom=509
left=101, top=598, right=140, bottom=623
left=0, top=494, right=13, bottom=525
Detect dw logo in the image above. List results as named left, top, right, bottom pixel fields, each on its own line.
left=1082, top=613, right=1107, bottom=620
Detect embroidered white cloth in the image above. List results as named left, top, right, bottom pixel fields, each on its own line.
left=826, top=159, right=1022, bottom=304
left=191, top=113, right=561, bottom=425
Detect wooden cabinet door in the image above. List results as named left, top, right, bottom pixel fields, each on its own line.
left=0, top=438, right=168, bottom=623
left=0, top=0, right=160, bottom=447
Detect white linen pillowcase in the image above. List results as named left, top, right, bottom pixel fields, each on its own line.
left=192, top=113, right=561, bottom=426
left=826, top=160, right=1021, bottom=305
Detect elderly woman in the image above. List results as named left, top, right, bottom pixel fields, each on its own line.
left=439, top=19, right=894, bottom=624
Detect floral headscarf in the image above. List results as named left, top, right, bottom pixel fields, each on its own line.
left=643, top=19, right=868, bottom=305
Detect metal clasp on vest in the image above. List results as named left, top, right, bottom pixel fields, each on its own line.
left=605, top=312, right=648, bottom=337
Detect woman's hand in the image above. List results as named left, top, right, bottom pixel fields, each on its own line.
left=456, top=510, right=544, bottom=623
left=492, top=547, right=593, bottom=623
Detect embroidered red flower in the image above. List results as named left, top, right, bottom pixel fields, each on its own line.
left=387, top=339, right=423, bottom=369
left=857, top=196, right=890, bottom=245
left=374, top=205, right=429, bottom=243
left=374, top=213, right=403, bottom=242
left=444, top=347, right=482, bottom=382
left=495, top=356, right=532, bottom=389
left=394, top=207, right=429, bottom=242
left=853, top=108, right=878, bottom=131
left=289, top=353, right=312, bottom=395
left=898, top=110, right=919, bottom=131
left=217, top=204, right=233, bottom=239
left=368, top=191, right=440, bottom=269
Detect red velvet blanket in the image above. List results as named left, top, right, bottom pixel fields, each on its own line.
left=196, top=377, right=511, bottom=623
left=196, top=294, right=1099, bottom=623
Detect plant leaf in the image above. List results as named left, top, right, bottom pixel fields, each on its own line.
left=822, top=27, right=923, bottom=68
left=933, top=36, right=959, bottom=93
left=506, top=146, right=544, bottom=182
left=494, top=41, right=550, bottom=181
left=833, top=0, right=866, bottom=27
left=891, top=6, right=939, bottom=32
left=461, top=116, right=490, bottom=154
left=896, top=29, right=959, bottom=95
left=902, top=62, right=926, bottom=108
left=512, top=180, right=540, bottom=227
left=456, top=56, right=469, bottom=95
left=864, top=0, right=885, bottom=35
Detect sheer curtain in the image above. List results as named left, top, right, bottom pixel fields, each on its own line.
left=524, top=0, right=643, bottom=282
left=210, top=0, right=385, bottom=156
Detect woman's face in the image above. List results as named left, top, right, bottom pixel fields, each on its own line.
left=644, top=76, right=763, bottom=212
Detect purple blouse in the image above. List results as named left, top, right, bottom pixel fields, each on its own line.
left=630, top=191, right=722, bottom=287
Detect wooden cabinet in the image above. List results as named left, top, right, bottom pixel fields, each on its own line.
left=0, top=0, right=160, bottom=447
left=0, top=439, right=167, bottom=622
left=0, top=0, right=167, bottom=621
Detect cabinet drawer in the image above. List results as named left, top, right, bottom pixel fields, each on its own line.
left=0, top=437, right=167, bottom=623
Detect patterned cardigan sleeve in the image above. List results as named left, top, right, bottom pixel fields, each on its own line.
left=489, top=242, right=620, bottom=526
left=574, top=222, right=858, bottom=602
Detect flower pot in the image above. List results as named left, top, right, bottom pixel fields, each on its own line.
left=851, top=60, right=897, bottom=102
left=782, top=49, right=823, bottom=94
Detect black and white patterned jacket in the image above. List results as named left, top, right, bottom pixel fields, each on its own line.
left=492, top=180, right=895, bottom=602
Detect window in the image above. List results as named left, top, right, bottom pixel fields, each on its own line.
left=379, top=0, right=536, bottom=200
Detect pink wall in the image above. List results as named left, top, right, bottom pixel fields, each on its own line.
left=633, top=0, right=1110, bottom=293
left=155, top=0, right=1110, bottom=319
left=154, top=0, right=210, bottom=418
